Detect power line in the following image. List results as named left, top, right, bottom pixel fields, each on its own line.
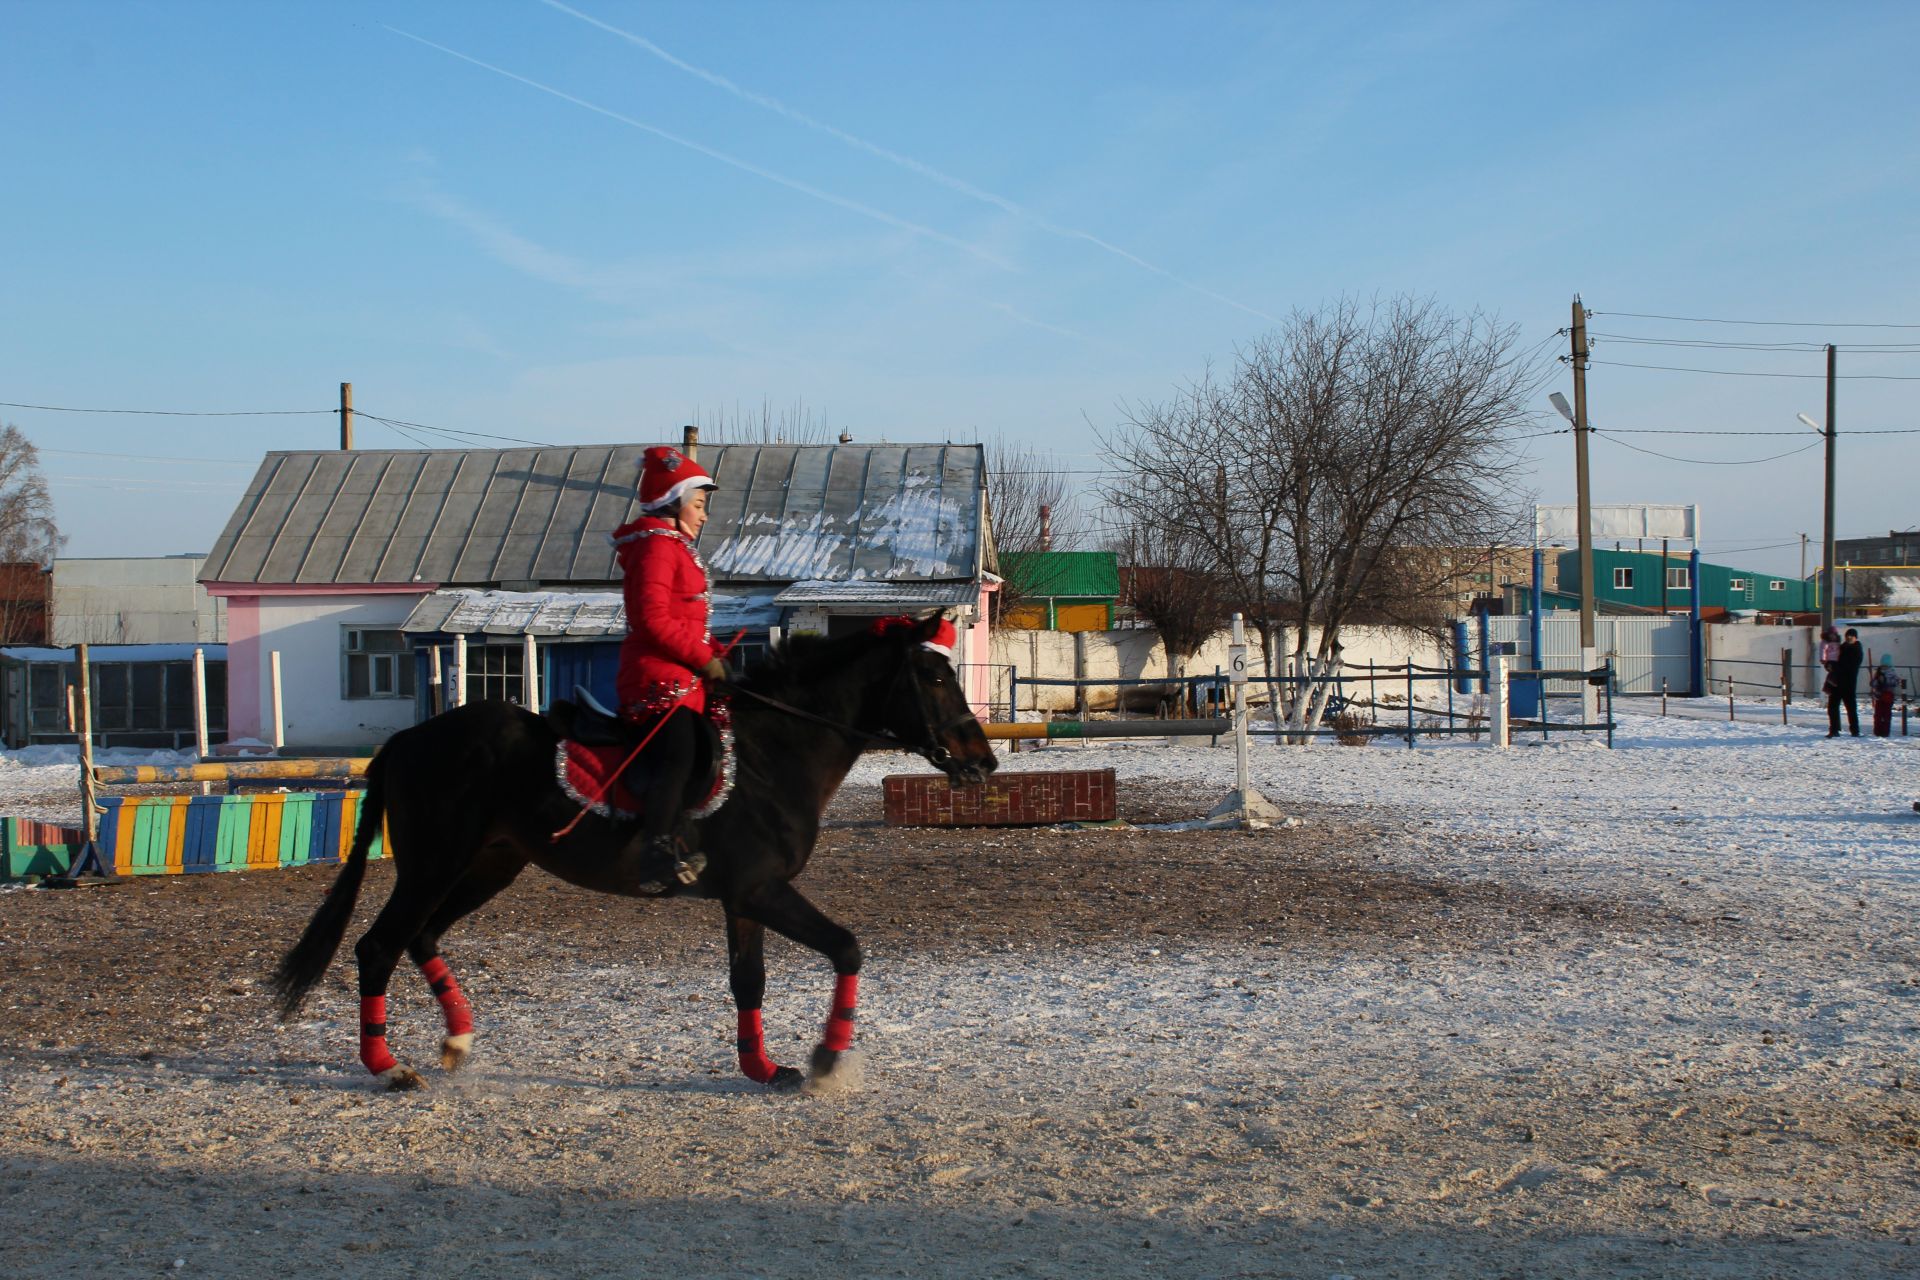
left=1591, top=333, right=1920, bottom=354
left=40, top=447, right=259, bottom=466
left=0, top=399, right=331, bottom=416
left=1593, top=432, right=1821, bottom=466
left=355, top=411, right=550, bottom=447
left=1590, top=310, right=1920, bottom=330
left=1589, top=358, right=1920, bottom=382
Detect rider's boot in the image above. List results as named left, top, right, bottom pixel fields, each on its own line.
left=632, top=823, right=706, bottom=897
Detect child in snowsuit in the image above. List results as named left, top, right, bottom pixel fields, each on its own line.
left=1870, top=653, right=1901, bottom=738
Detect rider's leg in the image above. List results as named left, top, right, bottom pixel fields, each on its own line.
left=617, top=708, right=704, bottom=894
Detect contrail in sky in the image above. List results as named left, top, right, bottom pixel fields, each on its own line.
left=385, top=26, right=1013, bottom=270
left=540, top=0, right=1278, bottom=324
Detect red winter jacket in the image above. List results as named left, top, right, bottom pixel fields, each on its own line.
left=612, top=516, right=715, bottom=715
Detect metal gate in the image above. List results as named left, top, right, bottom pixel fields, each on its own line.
left=1489, top=615, right=1691, bottom=696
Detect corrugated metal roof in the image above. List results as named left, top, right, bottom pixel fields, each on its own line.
left=201, top=444, right=985, bottom=587
left=772, top=580, right=980, bottom=606
left=396, top=588, right=784, bottom=637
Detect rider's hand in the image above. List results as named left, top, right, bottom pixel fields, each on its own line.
left=699, top=658, right=728, bottom=681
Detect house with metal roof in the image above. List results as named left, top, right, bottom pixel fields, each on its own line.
left=201, top=441, right=995, bottom=752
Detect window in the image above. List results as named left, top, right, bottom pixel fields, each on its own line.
left=464, top=643, right=526, bottom=705
left=1729, top=578, right=1749, bottom=592
left=1666, top=566, right=1690, bottom=590
left=1613, top=567, right=1634, bottom=590
left=1769, top=580, right=1787, bottom=592
left=344, top=628, right=416, bottom=700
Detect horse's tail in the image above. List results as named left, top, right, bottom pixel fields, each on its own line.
left=268, top=751, right=387, bottom=1021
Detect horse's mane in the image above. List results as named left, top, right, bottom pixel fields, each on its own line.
left=735, top=630, right=891, bottom=696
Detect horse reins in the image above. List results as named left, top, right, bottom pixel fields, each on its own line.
left=725, top=658, right=976, bottom=772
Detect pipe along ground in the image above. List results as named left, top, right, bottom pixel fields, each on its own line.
left=984, top=719, right=1231, bottom=741
left=90, top=758, right=371, bottom=785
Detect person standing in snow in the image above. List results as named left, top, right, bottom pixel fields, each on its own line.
left=1827, top=627, right=1864, bottom=737
left=1870, top=653, right=1902, bottom=738
left=608, top=445, right=726, bottom=893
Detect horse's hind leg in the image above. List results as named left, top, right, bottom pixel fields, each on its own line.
left=738, top=881, right=862, bottom=1089
left=354, top=871, right=459, bottom=1091
left=405, top=854, right=526, bottom=1074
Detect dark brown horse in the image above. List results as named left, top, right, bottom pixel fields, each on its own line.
left=270, top=612, right=996, bottom=1091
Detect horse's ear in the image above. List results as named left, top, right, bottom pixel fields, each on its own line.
left=914, top=610, right=948, bottom=641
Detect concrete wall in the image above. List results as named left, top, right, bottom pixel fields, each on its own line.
left=1706, top=622, right=1920, bottom=700
left=227, top=591, right=426, bottom=752
left=52, top=556, right=226, bottom=645
left=987, top=625, right=1451, bottom=715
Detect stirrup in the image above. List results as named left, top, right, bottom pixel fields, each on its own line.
left=635, top=837, right=706, bottom=896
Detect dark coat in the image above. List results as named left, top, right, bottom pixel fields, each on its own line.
left=1833, top=638, right=1865, bottom=690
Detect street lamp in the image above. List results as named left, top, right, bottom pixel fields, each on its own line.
left=1797, top=410, right=1836, bottom=627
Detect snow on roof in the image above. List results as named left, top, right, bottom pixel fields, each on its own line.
left=397, top=588, right=782, bottom=637
left=201, top=443, right=985, bottom=588
left=771, top=580, right=979, bottom=606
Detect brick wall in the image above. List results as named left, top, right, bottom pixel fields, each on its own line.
left=883, top=769, right=1116, bottom=827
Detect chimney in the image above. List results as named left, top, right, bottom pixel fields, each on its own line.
left=681, top=424, right=699, bottom=461
left=1039, top=504, right=1052, bottom=552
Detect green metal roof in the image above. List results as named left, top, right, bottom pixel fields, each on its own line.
left=1000, top=550, right=1120, bottom=600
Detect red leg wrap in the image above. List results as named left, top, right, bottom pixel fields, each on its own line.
left=359, top=995, right=397, bottom=1076
left=419, top=956, right=473, bottom=1037
left=823, top=973, right=859, bottom=1053
left=736, top=1009, right=781, bottom=1084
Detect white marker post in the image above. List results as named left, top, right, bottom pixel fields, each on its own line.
left=453, top=634, right=469, bottom=707
left=1489, top=655, right=1510, bottom=749
left=1205, top=613, right=1286, bottom=829
left=269, top=650, right=286, bottom=752
left=522, top=633, right=540, bottom=710
left=191, top=646, right=210, bottom=760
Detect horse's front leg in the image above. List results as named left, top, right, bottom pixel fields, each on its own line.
left=739, top=880, right=863, bottom=1088
left=725, top=907, right=805, bottom=1091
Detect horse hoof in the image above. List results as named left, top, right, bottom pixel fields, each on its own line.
left=378, top=1066, right=425, bottom=1092
left=803, top=1047, right=863, bottom=1096
left=440, top=1033, right=473, bottom=1073
left=769, top=1065, right=805, bottom=1092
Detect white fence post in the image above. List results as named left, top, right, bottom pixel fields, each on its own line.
left=522, top=633, right=540, bottom=710
left=454, top=634, right=469, bottom=707
left=269, top=650, right=285, bottom=751
left=191, top=646, right=210, bottom=760
left=1489, top=655, right=1510, bottom=749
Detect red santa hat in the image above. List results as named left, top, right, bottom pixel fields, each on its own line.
left=637, top=445, right=717, bottom=513
left=872, top=614, right=958, bottom=660
left=920, top=616, right=958, bottom=660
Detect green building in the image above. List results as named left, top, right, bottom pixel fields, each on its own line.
left=1553, top=549, right=1815, bottom=614
left=998, top=551, right=1120, bottom=631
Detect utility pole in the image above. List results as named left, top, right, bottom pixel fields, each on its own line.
left=1800, top=533, right=1808, bottom=584
left=1571, top=296, right=1597, bottom=715
left=1821, top=344, right=1837, bottom=630
left=340, top=381, right=354, bottom=451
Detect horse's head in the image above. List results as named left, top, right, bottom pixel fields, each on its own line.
left=877, top=612, right=998, bottom=787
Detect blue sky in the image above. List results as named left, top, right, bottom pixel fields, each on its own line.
left=4, top=1, right=1915, bottom=575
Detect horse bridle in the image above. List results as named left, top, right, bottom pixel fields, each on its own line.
left=724, top=654, right=978, bottom=774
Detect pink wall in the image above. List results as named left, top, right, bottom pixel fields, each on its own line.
left=968, top=580, right=998, bottom=715
left=224, top=595, right=261, bottom=741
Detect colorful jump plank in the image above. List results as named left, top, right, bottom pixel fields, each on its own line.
left=92, top=793, right=384, bottom=878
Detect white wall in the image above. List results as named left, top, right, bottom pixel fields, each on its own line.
left=987, top=625, right=1451, bottom=714
left=52, top=556, right=225, bottom=645
left=1706, top=621, right=1920, bottom=700
left=248, top=594, right=423, bottom=752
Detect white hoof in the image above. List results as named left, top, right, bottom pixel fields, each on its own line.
left=377, top=1065, right=425, bottom=1092
left=440, top=1033, right=473, bottom=1073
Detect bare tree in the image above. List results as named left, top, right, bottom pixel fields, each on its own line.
left=1844, top=568, right=1891, bottom=608
left=693, top=398, right=836, bottom=445
left=985, top=436, right=1086, bottom=623
left=1102, top=297, right=1540, bottom=732
left=0, top=424, right=60, bottom=643
left=1108, top=506, right=1228, bottom=683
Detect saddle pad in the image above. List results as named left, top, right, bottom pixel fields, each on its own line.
left=554, top=701, right=734, bottom=823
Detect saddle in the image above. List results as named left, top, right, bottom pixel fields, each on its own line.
left=547, top=686, right=729, bottom=821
